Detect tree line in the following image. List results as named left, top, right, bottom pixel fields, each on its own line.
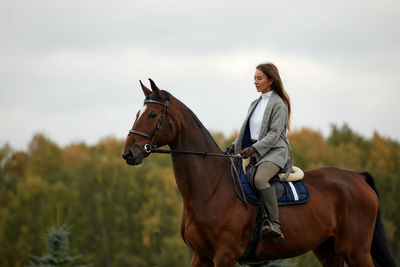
left=0, top=124, right=399, bottom=266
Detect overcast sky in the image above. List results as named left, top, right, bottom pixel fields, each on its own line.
left=1, top=0, right=399, bottom=150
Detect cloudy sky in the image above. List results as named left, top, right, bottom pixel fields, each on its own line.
left=1, top=0, right=399, bottom=150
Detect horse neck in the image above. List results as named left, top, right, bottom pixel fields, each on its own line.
left=169, top=106, right=232, bottom=210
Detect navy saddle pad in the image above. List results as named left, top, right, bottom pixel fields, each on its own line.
left=237, top=159, right=310, bottom=206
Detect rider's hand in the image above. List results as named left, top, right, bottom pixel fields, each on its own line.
left=239, top=146, right=256, bottom=159
left=224, top=144, right=235, bottom=154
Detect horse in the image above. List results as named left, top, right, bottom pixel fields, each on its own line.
left=122, top=79, right=396, bottom=267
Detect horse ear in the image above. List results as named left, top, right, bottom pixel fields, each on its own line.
left=140, top=80, right=151, bottom=96
left=149, top=78, right=162, bottom=98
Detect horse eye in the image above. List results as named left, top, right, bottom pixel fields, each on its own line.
left=149, top=112, right=157, bottom=119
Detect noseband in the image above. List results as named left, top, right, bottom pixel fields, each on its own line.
left=128, top=92, right=170, bottom=153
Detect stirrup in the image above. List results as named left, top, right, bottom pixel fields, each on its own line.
left=261, top=219, right=273, bottom=233
left=261, top=220, right=274, bottom=239
left=261, top=220, right=285, bottom=243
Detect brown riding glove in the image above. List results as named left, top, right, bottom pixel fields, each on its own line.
left=239, top=146, right=256, bottom=159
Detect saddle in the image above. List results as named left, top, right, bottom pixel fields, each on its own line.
left=237, top=158, right=309, bottom=206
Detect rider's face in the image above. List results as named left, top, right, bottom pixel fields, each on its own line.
left=254, top=69, right=273, bottom=94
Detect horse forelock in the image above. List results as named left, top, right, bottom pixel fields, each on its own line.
left=144, top=90, right=171, bottom=103
left=145, top=92, right=163, bottom=102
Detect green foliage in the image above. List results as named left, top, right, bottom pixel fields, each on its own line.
left=0, top=126, right=399, bottom=266
left=28, top=225, right=87, bottom=267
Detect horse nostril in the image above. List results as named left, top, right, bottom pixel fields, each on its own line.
left=122, top=149, right=133, bottom=160
left=122, top=148, right=145, bottom=165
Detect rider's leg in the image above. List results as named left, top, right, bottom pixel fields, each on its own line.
left=254, top=161, right=285, bottom=243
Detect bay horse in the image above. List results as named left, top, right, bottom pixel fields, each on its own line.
left=122, top=79, right=396, bottom=267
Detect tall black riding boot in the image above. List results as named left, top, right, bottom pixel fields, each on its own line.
left=258, top=187, right=285, bottom=243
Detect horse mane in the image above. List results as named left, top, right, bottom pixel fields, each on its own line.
left=178, top=100, right=223, bottom=152
left=153, top=90, right=222, bottom=152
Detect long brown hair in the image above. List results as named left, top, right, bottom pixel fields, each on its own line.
left=256, top=62, right=291, bottom=130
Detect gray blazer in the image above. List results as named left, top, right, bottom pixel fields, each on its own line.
left=233, top=90, right=289, bottom=169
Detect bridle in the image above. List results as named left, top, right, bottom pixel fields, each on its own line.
left=128, top=92, right=171, bottom=154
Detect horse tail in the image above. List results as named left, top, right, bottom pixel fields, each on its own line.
left=360, top=172, right=397, bottom=267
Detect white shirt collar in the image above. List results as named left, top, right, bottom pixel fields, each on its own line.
left=261, top=90, right=273, bottom=99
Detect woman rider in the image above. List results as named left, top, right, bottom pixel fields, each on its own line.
left=226, top=62, right=291, bottom=243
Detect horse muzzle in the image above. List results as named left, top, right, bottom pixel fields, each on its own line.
left=122, top=147, right=144, bottom=165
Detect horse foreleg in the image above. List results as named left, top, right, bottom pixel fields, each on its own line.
left=313, top=239, right=344, bottom=267
left=212, top=248, right=239, bottom=267
left=343, top=253, right=374, bottom=267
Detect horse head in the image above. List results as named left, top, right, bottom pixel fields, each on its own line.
left=122, top=79, right=177, bottom=165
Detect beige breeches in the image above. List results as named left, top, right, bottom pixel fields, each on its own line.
left=254, top=161, right=280, bottom=190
